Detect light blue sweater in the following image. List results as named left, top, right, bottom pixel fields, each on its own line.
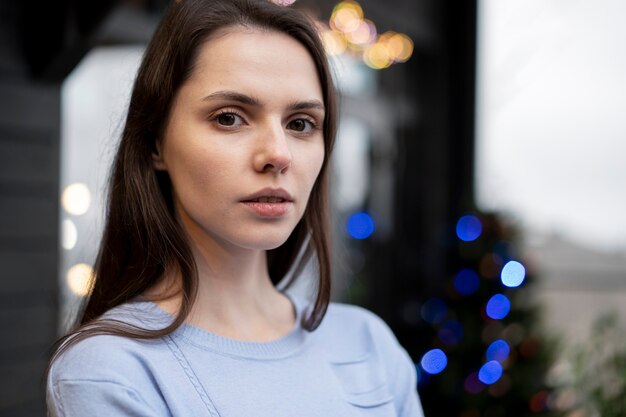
left=47, top=295, right=424, bottom=416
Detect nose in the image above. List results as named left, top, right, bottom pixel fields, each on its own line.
left=254, top=122, right=292, bottom=174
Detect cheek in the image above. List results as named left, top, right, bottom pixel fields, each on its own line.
left=302, top=141, right=325, bottom=180
left=166, top=147, right=226, bottom=204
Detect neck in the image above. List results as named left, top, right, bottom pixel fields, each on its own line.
left=147, top=229, right=296, bottom=342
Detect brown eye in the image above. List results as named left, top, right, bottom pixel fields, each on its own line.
left=216, top=113, right=238, bottom=126
left=287, top=118, right=313, bottom=133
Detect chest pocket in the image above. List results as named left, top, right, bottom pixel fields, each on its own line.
left=330, top=352, right=395, bottom=413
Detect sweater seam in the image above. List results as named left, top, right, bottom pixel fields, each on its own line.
left=164, top=335, right=221, bottom=417
left=172, top=332, right=309, bottom=361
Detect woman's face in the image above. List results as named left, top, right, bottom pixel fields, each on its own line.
left=155, top=27, right=325, bottom=254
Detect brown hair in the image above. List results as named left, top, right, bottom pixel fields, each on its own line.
left=49, top=0, right=336, bottom=367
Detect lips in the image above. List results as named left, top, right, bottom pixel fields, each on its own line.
left=241, top=188, right=294, bottom=203
left=248, top=197, right=287, bottom=203
left=241, top=188, right=293, bottom=217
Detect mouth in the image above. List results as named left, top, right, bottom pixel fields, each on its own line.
left=241, top=188, right=294, bottom=203
left=246, top=197, right=289, bottom=203
left=241, top=188, right=294, bottom=217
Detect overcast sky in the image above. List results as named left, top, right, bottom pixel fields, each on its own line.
left=475, top=0, right=626, bottom=253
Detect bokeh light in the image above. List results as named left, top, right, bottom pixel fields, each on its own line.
left=383, top=32, right=414, bottom=62
left=454, top=268, right=480, bottom=295
left=464, top=371, right=486, bottom=394
left=66, top=263, right=93, bottom=296
left=500, top=260, right=526, bottom=288
left=456, top=214, right=482, bottom=242
left=421, top=298, right=448, bottom=324
left=320, top=29, right=347, bottom=55
left=486, top=339, right=510, bottom=363
left=326, top=1, right=413, bottom=69
left=345, top=19, right=377, bottom=46
left=346, top=212, right=374, bottom=239
left=61, top=182, right=91, bottom=215
left=330, top=1, right=363, bottom=33
left=529, top=390, right=549, bottom=412
left=363, top=41, right=392, bottom=69
left=486, top=294, right=511, bottom=320
left=62, top=219, right=77, bottom=250
left=421, top=349, right=448, bottom=375
left=478, top=360, right=503, bottom=384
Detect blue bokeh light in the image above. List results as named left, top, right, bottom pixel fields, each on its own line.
left=454, top=268, right=480, bottom=295
left=486, top=339, right=510, bottom=363
left=478, top=361, right=503, bottom=384
left=501, top=260, right=526, bottom=288
left=421, top=298, right=448, bottom=324
left=456, top=215, right=482, bottom=242
left=346, top=212, right=375, bottom=240
left=420, top=349, right=448, bottom=375
left=438, top=320, right=464, bottom=345
left=486, top=294, right=511, bottom=320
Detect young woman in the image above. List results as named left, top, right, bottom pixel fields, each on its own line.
left=47, top=0, right=424, bottom=416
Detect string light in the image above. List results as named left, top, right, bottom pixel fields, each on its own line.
left=61, top=182, right=91, bottom=215
left=501, top=260, right=526, bottom=288
left=346, top=212, right=374, bottom=239
left=66, top=263, right=93, bottom=296
left=324, top=1, right=413, bottom=69
left=421, top=349, right=448, bottom=375
left=486, top=339, right=510, bottom=363
left=486, top=294, right=511, bottom=320
left=479, top=361, right=503, bottom=385
left=456, top=214, right=482, bottom=242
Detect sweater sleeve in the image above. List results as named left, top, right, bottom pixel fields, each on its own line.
left=365, top=309, right=425, bottom=417
left=48, top=379, right=161, bottom=417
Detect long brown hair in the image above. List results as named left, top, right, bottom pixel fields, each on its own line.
left=49, top=0, right=337, bottom=366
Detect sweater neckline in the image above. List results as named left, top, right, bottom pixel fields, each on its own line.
left=140, top=293, right=311, bottom=360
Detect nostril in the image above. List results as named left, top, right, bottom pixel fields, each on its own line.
left=262, top=161, right=290, bottom=173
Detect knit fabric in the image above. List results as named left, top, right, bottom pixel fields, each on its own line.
left=47, top=294, right=424, bottom=417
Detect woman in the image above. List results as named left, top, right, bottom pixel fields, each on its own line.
left=47, top=0, right=424, bottom=416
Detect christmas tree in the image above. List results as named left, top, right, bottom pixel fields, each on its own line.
left=415, top=210, right=559, bottom=417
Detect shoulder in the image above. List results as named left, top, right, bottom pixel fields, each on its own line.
left=46, top=331, right=172, bottom=417
left=320, top=301, right=398, bottom=340
left=48, top=301, right=172, bottom=387
left=313, top=301, right=407, bottom=360
left=49, top=331, right=164, bottom=388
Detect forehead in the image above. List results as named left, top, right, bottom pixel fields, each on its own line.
left=181, top=26, right=323, bottom=102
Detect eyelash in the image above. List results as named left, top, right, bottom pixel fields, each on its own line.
left=210, top=109, right=245, bottom=128
left=288, top=116, right=319, bottom=133
left=208, top=109, right=321, bottom=134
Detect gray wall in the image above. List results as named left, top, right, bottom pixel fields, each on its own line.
left=0, top=81, right=60, bottom=416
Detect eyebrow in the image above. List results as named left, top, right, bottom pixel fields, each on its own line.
left=202, top=90, right=325, bottom=112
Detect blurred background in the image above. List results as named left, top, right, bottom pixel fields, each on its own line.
left=1, top=0, right=625, bottom=416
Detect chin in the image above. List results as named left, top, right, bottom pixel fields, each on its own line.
left=231, top=227, right=294, bottom=251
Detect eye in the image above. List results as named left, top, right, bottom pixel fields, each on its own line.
left=211, top=111, right=245, bottom=128
left=287, top=117, right=317, bottom=134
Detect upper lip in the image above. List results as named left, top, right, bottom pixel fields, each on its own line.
left=241, top=188, right=294, bottom=202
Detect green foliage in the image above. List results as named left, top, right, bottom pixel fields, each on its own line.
left=548, top=311, right=626, bottom=417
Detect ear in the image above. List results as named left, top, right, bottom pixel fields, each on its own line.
left=152, top=142, right=167, bottom=171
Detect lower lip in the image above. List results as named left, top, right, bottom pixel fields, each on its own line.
left=242, top=201, right=292, bottom=217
